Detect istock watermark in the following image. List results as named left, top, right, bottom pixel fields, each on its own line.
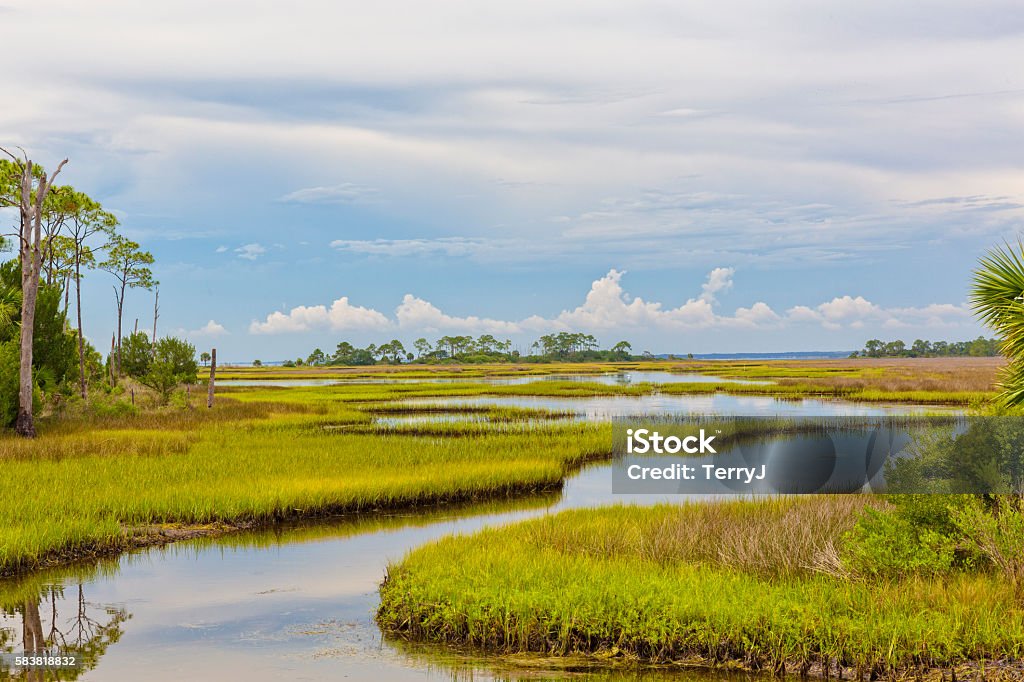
left=625, top=428, right=717, bottom=454
left=611, top=416, right=1024, bottom=495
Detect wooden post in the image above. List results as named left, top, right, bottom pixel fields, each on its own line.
left=207, top=348, right=216, bottom=408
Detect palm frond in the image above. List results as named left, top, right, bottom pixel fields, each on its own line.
left=971, top=239, right=1024, bottom=405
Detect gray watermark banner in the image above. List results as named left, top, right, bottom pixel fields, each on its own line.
left=611, top=416, right=1024, bottom=495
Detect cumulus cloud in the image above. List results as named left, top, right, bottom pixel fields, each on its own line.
left=235, top=243, right=267, bottom=260
left=786, top=297, right=970, bottom=330
left=395, top=295, right=522, bottom=334
left=249, top=267, right=975, bottom=337
left=699, top=267, right=734, bottom=304
left=732, top=302, right=783, bottom=328
left=553, top=269, right=719, bottom=330
left=249, top=297, right=392, bottom=334
left=188, top=320, right=228, bottom=336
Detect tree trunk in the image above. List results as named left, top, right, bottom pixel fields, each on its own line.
left=16, top=274, right=37, bottom=437
left=75, top=255, right=87, bottom=400
left=23, top=597, right=44, bottom=653
left=11, top=156, right=66, bottom=438
left=115, top=283, right=125, bottom=376
left=207, top=348, right=216, bottom=408
left=62, top=271, right=70, bottom=316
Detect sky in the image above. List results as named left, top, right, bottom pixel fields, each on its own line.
left=2, top=0, right=1024, bottom=361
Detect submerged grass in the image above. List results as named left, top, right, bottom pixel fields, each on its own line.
left=379, top=499, right=1024, bottom=676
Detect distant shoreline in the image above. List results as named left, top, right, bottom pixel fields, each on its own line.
left=657, top=351, right=854, bottom=360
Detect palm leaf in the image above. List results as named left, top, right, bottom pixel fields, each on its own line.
left=970, top=239, right=1024, bottom=404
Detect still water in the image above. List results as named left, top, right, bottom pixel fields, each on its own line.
left=402, top=393, right=951, bottom=418
left=0, top=466, right=732, bottom=681
left=218, top=371, right=768, bottom=387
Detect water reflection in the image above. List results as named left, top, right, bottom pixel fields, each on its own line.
left=0, top=571, right=129, bottom=681
left=0, top=470, right=734, bottom=681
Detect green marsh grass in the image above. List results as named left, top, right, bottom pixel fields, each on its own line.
left=0, top=392, right=609, bottom=575
left=379, top=499, right=1024, bottom=676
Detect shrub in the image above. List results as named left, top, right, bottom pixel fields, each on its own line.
left=951, top=497, right=1024, bottom=592
left=120, top=331, right=154, bottom=378
left=84, top=392, right=138, bottom=419
left=0, top=340, right=42, bottom=428
left=843, top=504, right=958, bottom=577
left=138, top=337, right=198, bottom=405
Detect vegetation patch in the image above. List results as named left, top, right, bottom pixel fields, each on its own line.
left=378, top=498, right=1024, bottom=678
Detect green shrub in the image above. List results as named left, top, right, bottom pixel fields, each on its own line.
left=844, top=505, right=958, bottom=577
left=951, top=497, right=1024, bottom=590
left=0, top=340, right=20, bottom=427
left=0, top=340, right=42, bottom=428
left=84, top=393, right=138, bottom=420
left=138, top=337, right=198, bottom=404
left=120, top=332, right=153, bottom=378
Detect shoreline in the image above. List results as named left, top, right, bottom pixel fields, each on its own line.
left=381, top=634, right=1024, bottom=681
left=0, top=477, right=571, bottom=581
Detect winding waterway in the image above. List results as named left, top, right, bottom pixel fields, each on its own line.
left=0, top=390, right=954, bottom=681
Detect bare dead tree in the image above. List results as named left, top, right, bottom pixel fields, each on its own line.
left=151, top=286, right=159, bottom=348
left=1, top=148, right=68, bottom=437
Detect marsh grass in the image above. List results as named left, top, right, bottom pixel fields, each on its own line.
left=366, top=403, right=575, bottom=420
left=378, top=499, right=1024, bottom=675
left=0, top=390, right=609, bottom=575
left=516, top=497, right=878, bottom=577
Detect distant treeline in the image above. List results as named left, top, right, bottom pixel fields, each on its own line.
left=850, top=336, right=1000, bottom=358
left=285, top=332, right=637, bottom=366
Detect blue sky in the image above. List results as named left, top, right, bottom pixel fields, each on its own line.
left=3, top=0, right=1024, bottom=361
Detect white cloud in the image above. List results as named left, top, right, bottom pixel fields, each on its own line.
left=553, top=269, right=718, bottom=329
left=250, top=297, right=392, bottom=334
left=249, top=267, right=975, bottom=338
left=215, top=245, right=228, bottom=253
left=395, top=295, right=522, bottom=334
left=786, top=297, right=970, bottom=330
left=280, top=183, right=378, bottom=204
left=731, top=302, right=783, bottom=328
left=330, top=237, right=508, bottom=259
left=699, top=267, right=734, bottom=304
left=188, top=320, right=228, bottom=336
left=249, top=268, right=790, bottom=336
left=235, top=243, right=267, bottom=260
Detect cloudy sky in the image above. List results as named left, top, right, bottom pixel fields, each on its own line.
left=3, top=0, right=1023, bottom=360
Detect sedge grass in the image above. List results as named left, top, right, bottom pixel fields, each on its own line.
left=0, top=395, right=609, bottom=575
left=378, top=499, right=1024, bottom=675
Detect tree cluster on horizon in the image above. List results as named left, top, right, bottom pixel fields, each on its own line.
left=850, top=336, right=1000, bottom=359
left=290, top=332, right=635, bottom=367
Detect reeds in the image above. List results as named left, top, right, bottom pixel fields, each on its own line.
left=378, top=498, right=1024, bottom=675
left=0, top=395, right=608, bottom=575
